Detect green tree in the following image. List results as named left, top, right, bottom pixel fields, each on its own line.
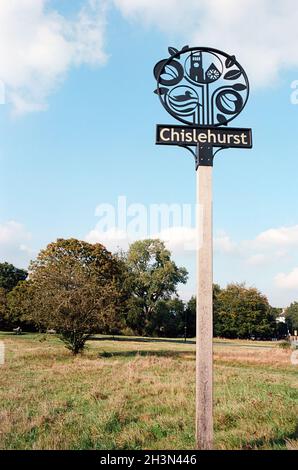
left=125, top=298, right=145, bottom=335
left=285, top=302, right=298, bottom=332
left=270, top=307, right=283, bottom=319
left=124, top=239, right=188, bottom=332
left=184, top=296, right=196, bottom=338
left=215, top=283, right=275, bottom=339
left=269, top=307, right=287, bottom=339
left=0, top=262, right=27, bottom=291
left=146, top=297, right=185, bottom=337
left=0, top=262, right=28, bottom=330
left=7, top=239, right=122, bottom=354
left=186, top=285, right=221, bottom=338
left=0, top=287, right=8, bottom=330
left=7, top=280, right=44, bottom=330
left=212, top=284, right=222, bottom=337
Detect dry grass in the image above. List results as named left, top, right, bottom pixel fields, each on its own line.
left=214, top=345, right=292, bottom=366
left=0, top=332, right=297, bottom=450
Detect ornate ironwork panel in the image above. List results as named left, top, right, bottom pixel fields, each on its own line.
left=154, top=46, right=249, bottom=127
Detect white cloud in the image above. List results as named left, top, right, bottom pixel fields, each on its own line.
left=256, top=225, right=298, bottom=247
left=211, top=224, right=298, bottom=303
left=3, top=0, right=296, bottom=114
left=246, top=253, right=266, bottom=266
left=85, top=222, right=298, bottom=259
left=85, top=227, right=131, bottom=251
left=0, top=0, right=108, bottom=115
left=275, top=268, right=298, bottom=290
left=214, top=231, right=235, bottom=253
left=212, top=224, right=298, bottom=260
left=0, top=221, right=35, bottom=268
left=0, top=221, right=30, bottom=244
left=85, top=225, right=197, bottom=254
left=114, top=0, right=298, bottom=87
left=152, top=227, right=196, bottom=253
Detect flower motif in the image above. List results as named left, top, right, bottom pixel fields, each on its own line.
left=206, top=68, right=220, bottom=81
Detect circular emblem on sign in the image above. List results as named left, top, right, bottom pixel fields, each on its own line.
left=166, top=85, right=200, bottom=119
left=154, top=46, right=249, bottom=127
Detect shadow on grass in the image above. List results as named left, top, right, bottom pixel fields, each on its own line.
left=91, top=336, right=195, bottom=345
left=98, top=349, right=195, bottom=359
left=90, top=336, right=274, bottom=349
left=242, top=424, right=298, bottom=450
left=0, top=331, right=30, bottom=337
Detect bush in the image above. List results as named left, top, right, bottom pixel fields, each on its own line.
left=121, top=326, right=136, bottom=336
left=279, top=340, right=291, bottom=350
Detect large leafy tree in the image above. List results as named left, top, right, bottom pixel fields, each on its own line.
left=185, top=285, right=222, bottom=338
left=7, top=239, right=123, bottom=354
left=0, top=263, right=27, bottom=330
left=146, top=297, right=186, bottom=337
left=214, top=283, right=275, bottom=339
left=0, top=262, right=27, bottom=291
left=285, top=302, right=298, bottom=332
left=124, top=239, right=188, bottom=330
left=185, top=285, right=277, bottom=340
left=0, top=287, right=8, bottom=330
left=6, top=280, right=44, bottom=330
left=184, top=296, right=197, bottom=338
left=270, top=307, right=288, bottom=339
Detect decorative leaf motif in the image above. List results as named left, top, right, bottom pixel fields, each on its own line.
left=159, top=87, right=168, bottom=95
left=168, top=47, right=179, bottom=56
left=154, top=87, right=168, bottom=95
left=219, top=93, right=238, bottom=112
left=155, top=59, right=184, bottom=86
left=153, top=61, right=165, bottom=79
left=178, top=107, right=196, bottom=113
left=181, top=45, right=189, bottom=52
left=225, top=55, right=236, bottom=68
left=224, top=69, right=242, bottom=80
left=216, top=90, right=243, bottom=115
left=217, top=113, right=228, bottom=125
left=232, top=83, right=247, bottom=91
left=162, top=64, right=179, bottom=80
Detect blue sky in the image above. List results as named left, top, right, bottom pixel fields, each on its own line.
left=1, top=0, right=298, bottom=307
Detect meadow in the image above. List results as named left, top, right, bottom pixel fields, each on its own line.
left=0, top=332, right=297, bottom=450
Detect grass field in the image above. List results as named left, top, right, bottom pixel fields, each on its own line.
left=0, top=332, right=297, bottom=450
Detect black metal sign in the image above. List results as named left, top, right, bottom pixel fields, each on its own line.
left=156, top=125, right=252, bottom=148
left=153, top=46, right=252, bottom=167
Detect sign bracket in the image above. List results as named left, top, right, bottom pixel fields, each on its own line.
left=196, top=144, right=214, bottom=168
left=179, top=144, right=228, bottom=170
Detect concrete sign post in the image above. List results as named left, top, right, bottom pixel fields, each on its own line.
left=196, top=163, right=213, bottom=449
left=153, top=46, right=252, bottom=449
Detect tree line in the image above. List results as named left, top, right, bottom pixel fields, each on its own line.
left=0, top=238, right=296, bottom=354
